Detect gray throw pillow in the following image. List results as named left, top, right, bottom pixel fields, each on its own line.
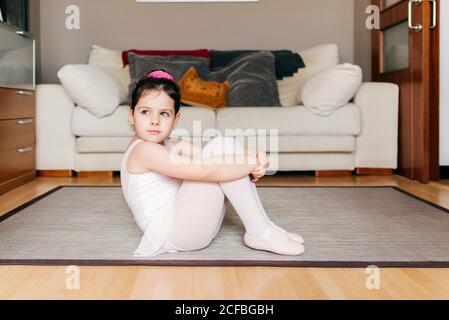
left=127, top=52, right=210, bottom=105
left=208, top=51, right=280, bottom=107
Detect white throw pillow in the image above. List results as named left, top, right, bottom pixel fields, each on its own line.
left=57, top=64, right=127, bottom=118
left=88, top=44, right=131, bottom=99
left=300, top=63, right=363, bottom=117
left=277, top=43, right=339, bottom=107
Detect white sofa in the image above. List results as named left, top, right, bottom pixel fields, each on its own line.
left=35, top=81, right=399, bottom=173
left=35, top=43, right=399, bottom=174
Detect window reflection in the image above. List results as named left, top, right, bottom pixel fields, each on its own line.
left=383, top=21, right=409, bottom=73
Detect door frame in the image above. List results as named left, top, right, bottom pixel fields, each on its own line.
left=371, top=0, right=439, bottom=182
left=429, top=0, right=439, bottom=181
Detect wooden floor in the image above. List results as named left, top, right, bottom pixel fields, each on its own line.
left=1, top=174, right=449, bottom=300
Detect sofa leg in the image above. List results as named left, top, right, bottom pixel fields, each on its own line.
left=355, top=168, right=394, bottom=175
left=37, top=170, right=74, bottom=177
left=315, top=170, right=353, bottom=177
left=76, top=171, right=115, bottom=178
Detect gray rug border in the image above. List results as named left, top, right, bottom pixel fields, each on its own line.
left=1, top=185, right=449, bottom=268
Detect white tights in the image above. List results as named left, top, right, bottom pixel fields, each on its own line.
left=166, top=136, right=304, bottom=255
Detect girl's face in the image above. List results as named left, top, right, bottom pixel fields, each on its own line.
left=129, top=89, right=180, bottom=144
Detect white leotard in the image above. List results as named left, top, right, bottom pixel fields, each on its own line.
left=120, top=137, right=182, bottom=257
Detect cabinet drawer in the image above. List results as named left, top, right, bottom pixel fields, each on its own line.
left=0, top=87, right=35, bottom=120
left=0, top=119, right=35, bottom=152
left=0, top=145, right=35, bottom=184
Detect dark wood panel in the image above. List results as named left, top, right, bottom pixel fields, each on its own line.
left=0, top=119, right=35, bottom=152
left=380, top=1, right=408, bottom=29
left=355, top=168, right=394, bottom=175
left=37, top=170, right=74, bottom=177
left=0, top=87, right=35, bottom=120
left=0, top=171, right=36, bottom=196
left=410, top=1, right=431, bottom=182
left=0, top=145, right=35, bottom=184
left=430, top=0, right=440, bottom=181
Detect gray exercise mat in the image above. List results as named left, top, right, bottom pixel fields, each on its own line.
left=1, top=186, right=449, bottom=267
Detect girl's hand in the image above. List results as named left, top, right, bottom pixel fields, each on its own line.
left=250, top=151, right=270, bottom=183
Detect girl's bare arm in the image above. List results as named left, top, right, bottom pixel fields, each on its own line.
left=174, top=138, right=258, bottom=159
left=134, top=142, right=259, bottom=182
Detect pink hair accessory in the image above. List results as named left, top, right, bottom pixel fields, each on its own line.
left=146, top=70, right=175, bottom=81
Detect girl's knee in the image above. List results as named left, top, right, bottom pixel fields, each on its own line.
left=167, top=234, right=212, bottom=252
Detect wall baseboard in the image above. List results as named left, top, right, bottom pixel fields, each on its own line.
left=441, top=166, right=449, bottom=179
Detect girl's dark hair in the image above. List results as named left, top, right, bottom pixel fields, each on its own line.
left=130, top=69, right=181, bottom=115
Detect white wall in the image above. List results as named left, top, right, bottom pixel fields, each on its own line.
left=38, top=0, right=355, bottom=84
left=441, top=0, right=449, bottom=165
left=354, top=0, right=371, bottom=81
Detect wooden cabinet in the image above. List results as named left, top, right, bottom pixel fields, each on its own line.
left=0, top=87, right=36, bottom=195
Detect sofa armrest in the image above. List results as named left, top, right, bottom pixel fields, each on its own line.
left=354, top=82, right=399, bottom=169
left=36, top=84, right=76, bottom=170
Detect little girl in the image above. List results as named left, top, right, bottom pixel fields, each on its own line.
left=120, top=69, right=305, bottom=258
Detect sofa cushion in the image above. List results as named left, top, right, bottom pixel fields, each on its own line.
left=208, top=51, right=280, bottom=107
left=57, top=64, right=127, bottom=118
left=88, top=44, right=131, bottom=95
left=127, top=53, right=211, bottom=104
left=275, top=136, right=355, bottom=152
left=210, top=49, right=305, bottom=80
left=87, top=44, right=340, bottom=108
left=277, top=44, right=340, bottom=107
left=75, top=135, right=355, bottom=154
left=76, top=137, right=208, bottom=154
left=205, top=135, right=355, bottom=153
left=72, top=105, right=216, bottom=137
left=122, top=49, right=210, bottom=66
left=301, top=63, right=363, bottom=116
left=128, top=52, right=210, bottom=82
left=216, top=103, right=361, bottom=136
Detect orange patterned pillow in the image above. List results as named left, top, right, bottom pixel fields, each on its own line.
left=179, top=66, right=229, bottom=110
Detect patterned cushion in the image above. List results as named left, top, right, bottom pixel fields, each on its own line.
left=179, top=67, right=229, bottom=110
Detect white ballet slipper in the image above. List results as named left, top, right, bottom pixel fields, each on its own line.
left=244, top=228, right=305, bottom=256
left=267, top=223, right=305, bottom=244
left=287, top=232, right=305, bottom=244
